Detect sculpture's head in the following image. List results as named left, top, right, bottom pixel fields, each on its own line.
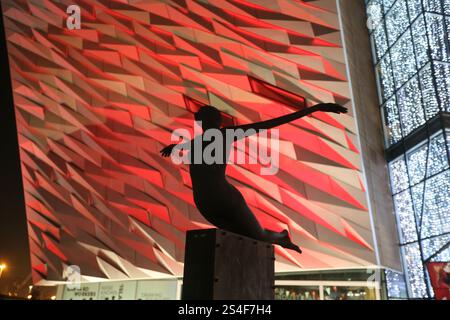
left=194, top=105, right=222, bottom=130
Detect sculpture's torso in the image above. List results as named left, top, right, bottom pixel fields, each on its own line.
left=187, top=133, right=244, bottom=224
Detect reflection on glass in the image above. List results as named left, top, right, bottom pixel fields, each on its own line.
left=275, top=285, right=377, bottom=300
left=275, top=286, right=319, bottom=300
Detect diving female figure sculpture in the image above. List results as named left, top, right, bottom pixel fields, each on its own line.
left=160, top=103, right=348, bottom=253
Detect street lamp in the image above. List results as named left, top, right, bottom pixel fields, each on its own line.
left=0, top=264, right=6, bottom=279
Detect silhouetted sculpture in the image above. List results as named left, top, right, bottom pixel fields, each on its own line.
left=161, top=103, right=348, bottom=253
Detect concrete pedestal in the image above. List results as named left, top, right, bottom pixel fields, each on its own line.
left=182, top=228, right=274, bottom=300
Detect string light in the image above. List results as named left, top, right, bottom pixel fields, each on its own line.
left=385, top=0, right=409, bottom=46
left=391, top=32, right=417, bottom=90
left=367, top=0, right=450, bottom=299
left=397, top=76, right=425, bottom=136
left=402, top=243, right=428, bottom=298
left=385, top=269, right=406, bottom=298
left=393, top=190, right=418, bottom=243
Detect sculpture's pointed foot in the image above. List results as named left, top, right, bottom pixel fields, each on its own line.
left=283, top=242, right=302, bottom=254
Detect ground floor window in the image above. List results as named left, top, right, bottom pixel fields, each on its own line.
left=275, top=286, right=320, bottom=300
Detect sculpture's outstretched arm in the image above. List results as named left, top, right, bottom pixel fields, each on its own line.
left=225, top=103, right=347, bottom=137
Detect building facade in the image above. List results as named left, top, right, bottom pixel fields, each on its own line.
left=366, top=0, right=450, bottom=298
left=2, top=0, right=403, bottom=299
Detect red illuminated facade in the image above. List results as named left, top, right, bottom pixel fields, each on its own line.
left=2, top=0, right=388, bottom=283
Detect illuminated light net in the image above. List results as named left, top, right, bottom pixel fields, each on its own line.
left=367, top=0, right=450, bottom=298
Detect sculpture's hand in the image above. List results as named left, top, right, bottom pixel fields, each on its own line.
left=160, top=144, right=176, bottom=157
left=313, top=103, right=348, bottom=114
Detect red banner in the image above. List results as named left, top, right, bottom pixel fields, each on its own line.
left=427, top=262, right=450, bottom=300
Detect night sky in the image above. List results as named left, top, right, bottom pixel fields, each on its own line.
left=0, top=3, right=31, bottom=296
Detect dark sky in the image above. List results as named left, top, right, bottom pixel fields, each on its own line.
left=0, top=3, right=32, bottom=295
